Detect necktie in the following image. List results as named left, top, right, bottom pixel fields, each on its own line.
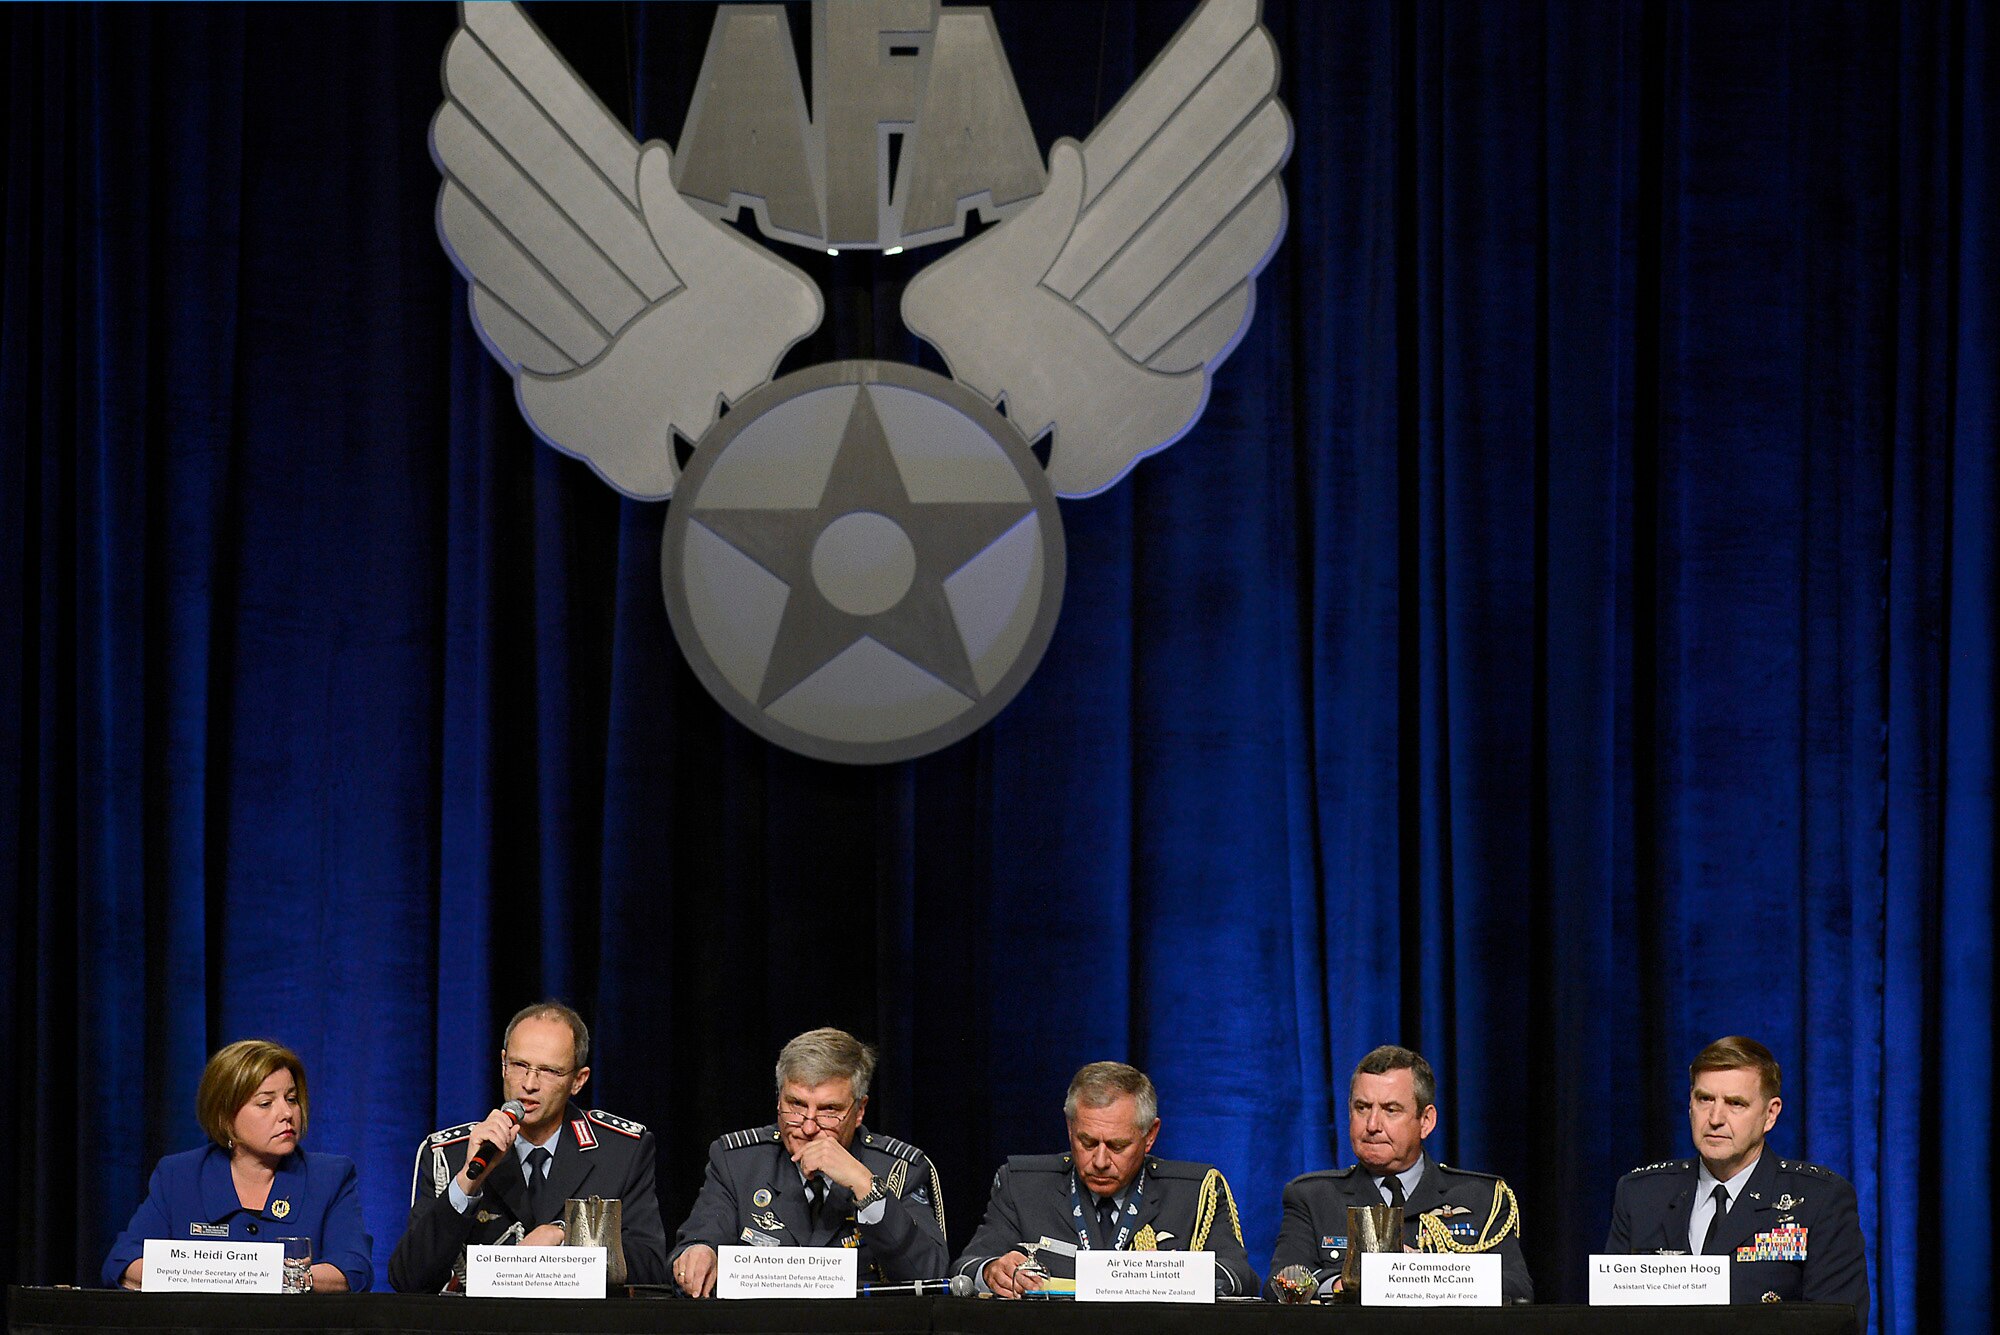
left=1096, top=1196, right=1119, bottom=1249
left=1382, top=1173, right=1406, bottom=1209
left=807, top=1174, right=828, bottom=1229
left=1701, top=1184, right=1730, bottom=1254
left=525, top=1147, right=552, bottom=1222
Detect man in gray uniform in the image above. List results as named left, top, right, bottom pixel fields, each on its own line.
left=669, top=1028, right=947, bottom=1296
left=389, top=1000, right=669, bottom=1292
left=1605, top=1036, right=1867, bottom=1328
left=1264, top=1045, right=1532, bottom=1302
left=954, top=1062, right=1259, bottom=1297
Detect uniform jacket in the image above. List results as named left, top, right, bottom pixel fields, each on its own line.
left=387, top=1107, right=669, bottom=1292
left=670, top=1124, right=948, bottom=1284
left=953, top=1153, right=1260, bottom=1296
left=1265, top=1154, right=1533, bottom=1303
left=1606, top=1151, right=1866, bottom=1327
left=101, top=1145, right=372, bottom=1291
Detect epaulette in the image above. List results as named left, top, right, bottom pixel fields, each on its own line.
left=1290, top=1165, right=1362, bottom=1184
left=1006, top=1152, right=1073, bottom=1173
left=587, top=1108, right=645, bottom=1138
left=1435, top=1162, right=1504, bottom=1181
left=1777, top=1160, right=1831, bottom=1177
left=1143, top=1157, right=1215, bottom=1180
left=723, top=1125, right=781, bottom=1151
left=1627, top=1158, right=1694, bottom=1176
left=426, top=1122, right=477, bottom=1147
left=858, top=1130, right=923, bottom=1163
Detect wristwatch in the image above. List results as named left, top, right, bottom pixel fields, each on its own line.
left=855, top=1175, right=887, bottom=1210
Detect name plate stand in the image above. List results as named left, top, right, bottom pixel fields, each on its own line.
left=717, top=1246, right=857, bottom=1298
left=1588, top=1254, right=1731, bottom=1304
left=1360, top=1252, right=1502, bottom=1306
left=1075, top=1251, right=1215, bottom=1303
left=464, top=1245, right=606, bottom=1298
left=140, top=1240, right=282, bottom=1293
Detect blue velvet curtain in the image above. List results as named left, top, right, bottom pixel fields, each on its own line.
left=2, top=3, right=1993, bottom=1329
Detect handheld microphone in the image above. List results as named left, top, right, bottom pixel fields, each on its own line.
left=463, top=1100, right=526, bottom=1182
left=858, top=1276, right=974, bottom=1296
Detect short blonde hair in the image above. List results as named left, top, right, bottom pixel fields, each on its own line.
left=197, top=1040, right=309, bottom=1149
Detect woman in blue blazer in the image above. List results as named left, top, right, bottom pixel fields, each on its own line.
left=102, top=1039, right=372, bottom=1291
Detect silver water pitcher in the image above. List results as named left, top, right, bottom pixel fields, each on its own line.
left=1337, top=1204, right=1403, bottom=1302
left=562, top=1196, right=628, bottom=1286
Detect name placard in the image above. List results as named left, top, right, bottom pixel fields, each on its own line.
left=1075, top=1251, right=1215, bottom=1303
left=1588, top=1254, right=1730, bottom=1304
left=141, top=1239, right=282, bottom=1293
left=1360, top=1252, right=1501, bottom=1306
left=464, top=1245, right=606, bottom=1298
left=717, top=1245, right=857, bottom=1298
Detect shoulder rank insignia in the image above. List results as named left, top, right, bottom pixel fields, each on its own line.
left=427, top=1123, right=476, bottom=1147
left=1631, top=1158, right=1690, bottom=1174
left=862, top=1132, right=923, bottom=1163
left=724, top=1126, right=780, bottom=1150
left=587, top=1109, right=644, bottom=1138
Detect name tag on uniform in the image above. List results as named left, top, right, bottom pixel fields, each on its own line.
left=142, top=1239, right=282, bottom=1293
left=1588, top=1255, right=1729, bottom=1304
left=717, top=1245, right=856, bottom=1298
left=1360, top=1252, right=1500, bottom=1306
left=465, top=1245, right=606, bottom=1298
left=1075, top=1250, right=1214, bottom=1303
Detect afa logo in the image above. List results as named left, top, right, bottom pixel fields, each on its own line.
left=431, top=0, right=1290, bottom=763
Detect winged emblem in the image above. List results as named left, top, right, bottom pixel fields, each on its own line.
left=903, top=0, right=1289, bottom=496
left=432, top=1, right=822, bottom=499
left=428, top=0, right=1291, bottom=762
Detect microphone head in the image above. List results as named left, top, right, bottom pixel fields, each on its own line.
left=501, top=1099, right=527, bottom=1121
left=949, top=1275, right=975, bottom=1298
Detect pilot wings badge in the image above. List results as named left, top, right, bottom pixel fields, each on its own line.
left=431, top=0, right=1290, bottom=763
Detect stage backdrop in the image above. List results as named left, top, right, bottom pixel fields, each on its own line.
left=1, top=2, right=1992, bottom=1328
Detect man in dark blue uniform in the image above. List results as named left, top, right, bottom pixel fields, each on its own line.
left=1263, top=1045, right=1532, bottom=1302
left=1605, top=1036, right=1867, bottom=1327
left=953, top=1062, right=1259, bottom=1297
left=388, top=1001, right=669, bottom=1292
left=669, top=1028, right=947, bottom=1296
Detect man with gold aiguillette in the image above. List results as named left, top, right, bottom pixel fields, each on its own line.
left=953, top=1062, right=1259, bottom=1297
left=1264, top=1045, right=1532, bottom=1302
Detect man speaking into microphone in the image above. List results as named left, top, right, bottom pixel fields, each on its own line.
left=388, top=1001, right=668, bottom=1291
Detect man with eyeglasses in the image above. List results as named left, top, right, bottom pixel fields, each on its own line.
left=668, top=1028, right=947, bottom=1297
left=388, top=1000, right=669, bottom=1291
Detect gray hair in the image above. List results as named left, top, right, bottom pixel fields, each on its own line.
left=775, top=1028, right=877, bottom=1101
left=1064, top=1062, right=1159, bottom=1131
left=1351, top=1045, right=1436, bottom=1111
left=503, top=1000, right=591, bottom=1071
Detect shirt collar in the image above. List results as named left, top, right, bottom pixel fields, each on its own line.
left=1696, top=1152, right=1760, bottom=1205
left=516, top=1119, right=565, bottom=1159
left=1376, top=1156, right=1426, bottom=1201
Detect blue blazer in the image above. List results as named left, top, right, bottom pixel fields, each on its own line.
left=102, top=1145, right=373, bottom=1291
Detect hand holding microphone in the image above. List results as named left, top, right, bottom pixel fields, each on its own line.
left=456, top=1099, right=526, bottom=1193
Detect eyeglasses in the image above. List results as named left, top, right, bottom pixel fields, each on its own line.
left=503, top=1056, right=573, bottom=1082
left=778, top=1105, right=852, bottom=1131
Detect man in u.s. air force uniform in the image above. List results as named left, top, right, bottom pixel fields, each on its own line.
left=953, top=1062, right=1259, bottom=1297
left=1606, top=1037, right=1866, bottom=1328
left=1265, top=1046, right=1532, bottom=1302
left=670, top=1029, right=947, bottom=1296
left=388, top=1002, right=669, bottom=1292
